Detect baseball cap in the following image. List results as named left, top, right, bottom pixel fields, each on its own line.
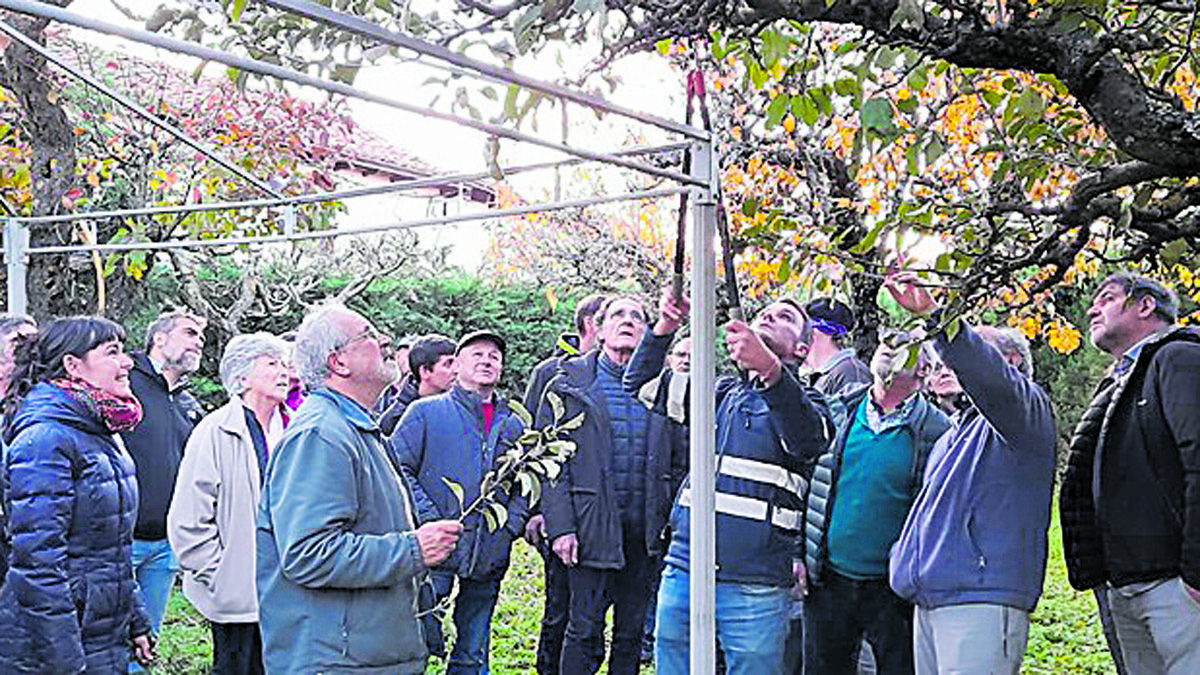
left=456, top=330, right=507, bottom=355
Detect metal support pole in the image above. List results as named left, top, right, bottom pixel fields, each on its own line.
left=4, top=218, right=29, bottom=315
left=688, top=138, right=717, bottom=674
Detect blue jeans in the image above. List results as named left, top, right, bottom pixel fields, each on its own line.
left=432, top=572, right=502, bottom=675
left=655, top=565, right=790, bottom=675
left=129, top=538, right=179, bottom=672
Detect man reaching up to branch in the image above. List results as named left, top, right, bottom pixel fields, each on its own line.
left=625, top=290, right=833, bottom=674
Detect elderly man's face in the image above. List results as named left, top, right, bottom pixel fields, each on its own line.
left=926, top=358, right=963, bottom=397
left=669, top=337, right=692, bottom=374
left=598, top=298, right=648, bottom=353
left=332, top=311, right=397, bottom=390
left=457, top=340, right=503, bottom=391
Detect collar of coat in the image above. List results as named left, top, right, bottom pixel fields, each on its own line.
left=311, top=387, right=379, bottom=432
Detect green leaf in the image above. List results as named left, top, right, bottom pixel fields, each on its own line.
left=655, top=39, right=672, bottom=55
left=546, top=391, right=565, bottom=423
left=488, top=502, right=508, bottom=531
left=441, top=477, right=465, bottom=513
left=742, top=196, right=760, bottom=217
left=509, top=399, right=533, bottom=428
left=796, top=94, right=819, bottom=126
left=1015, top=87, right=1045, bottom=122
left=482, top=507, right=499, bottom=532
left=777, top=255, right=791, bottom=282
left=860, top=97, right=897, bottom=137
left=558, top=412, right=584, bottom=433
left=766, top=94, right=790, bottom=127
left=231, top=0, right=247, bottom=22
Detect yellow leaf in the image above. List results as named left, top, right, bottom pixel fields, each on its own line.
left=783, top=115, right=796, bottom=133
left=86, top=173, right=99, bottom=187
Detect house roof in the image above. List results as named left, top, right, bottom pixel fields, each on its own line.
left=45, top=30, right=495, bottom=204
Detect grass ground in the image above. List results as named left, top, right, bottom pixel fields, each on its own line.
left=158, top=507, right=1116, bottom=673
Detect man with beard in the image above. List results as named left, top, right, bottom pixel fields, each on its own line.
left=627, top=292, right=833, bottom=674
left=257, top=304, right=461, bottom=674
left=392, top=330, right=526, bottom=673
left=802, top=327, right=950, bottom=675
left=539, top=296, right=658, bottom=675
left=121, top=308, right=207, bottom=658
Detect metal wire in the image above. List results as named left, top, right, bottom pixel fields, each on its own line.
left=0, top=0, right=703, bottom=188
left=13, top=142, right=689, bottom=225
left=23, top=186, right=691, bottom=254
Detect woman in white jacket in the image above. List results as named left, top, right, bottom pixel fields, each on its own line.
left=168, top=333, right=291, bottom=675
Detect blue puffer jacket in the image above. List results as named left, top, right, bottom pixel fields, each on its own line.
left=889, top=326, right=1056, bottom=612
left=390, top=386, right=527, bottom=580
left=0, top=383, right=151, bottom=673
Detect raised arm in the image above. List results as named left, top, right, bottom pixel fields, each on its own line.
left=936, top=324, right=1055, bottom=453
left=761, top=367, right=834, bottom=466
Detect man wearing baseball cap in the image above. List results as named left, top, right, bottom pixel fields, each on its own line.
left=391, top=328, right=527, bottom=673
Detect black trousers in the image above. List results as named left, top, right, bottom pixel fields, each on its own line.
left=803, top=569, right=913, bottom=675
left=535, top=541, right=572, bottom=674
left=210, top=621, right=263, bottom=675
left=559, top=529, right=652, bottom=675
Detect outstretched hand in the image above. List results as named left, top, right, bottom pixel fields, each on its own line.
left=884, top=272, right=939, bottom=316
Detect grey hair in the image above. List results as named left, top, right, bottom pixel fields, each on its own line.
left=294, top=303, right=355, bottom=391
left=0, top=314, right=35, bottom=341
left=976, top=326, right=1034, bottom=378
left=145, top=308, right=207, bottom=347
left=219, top=332, right=290, bottom=397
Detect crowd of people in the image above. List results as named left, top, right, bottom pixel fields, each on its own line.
left=0, top=269, right=1196, bottom=675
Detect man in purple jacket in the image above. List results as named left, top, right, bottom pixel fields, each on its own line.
left=886, top=274, right=1056, bottom=675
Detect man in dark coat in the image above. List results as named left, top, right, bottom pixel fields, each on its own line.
left=120, top=308, right=205, bottom=654
left=523, top=293, right=607, bottom=675
left=392, top=330, right=526, bottom=673
left=1061, top=273, right=1200, bottom=674
left=539, top=296, right=654, bottom=675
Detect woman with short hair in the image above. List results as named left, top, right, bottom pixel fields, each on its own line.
left=0, top=316, right=155, bottom=672
left=168, top=332, right=292, bottom=675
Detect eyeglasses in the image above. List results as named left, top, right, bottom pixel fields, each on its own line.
left=335, top=326, right=386, bottom=352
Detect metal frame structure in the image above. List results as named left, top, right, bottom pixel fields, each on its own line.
left=0, top=0, right=721, bottom=670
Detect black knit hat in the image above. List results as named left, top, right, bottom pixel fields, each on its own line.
left=805, top=298, right=855, bottom=336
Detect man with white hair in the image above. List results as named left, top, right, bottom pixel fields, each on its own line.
left=256, top=304, right=462, bottom=674
left=121, top=307, right=207, bottom=657
left=803, top=325, right=950, bottom=674
left=886, top=274, right=1056, bottom=675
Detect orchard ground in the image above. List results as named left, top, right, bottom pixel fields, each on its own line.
left=157, top=501, right=1115, bottom=674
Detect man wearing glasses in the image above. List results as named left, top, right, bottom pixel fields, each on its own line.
left=802, top=322, right=951, bottom=674
left=256, top=304, right=462, bottom=674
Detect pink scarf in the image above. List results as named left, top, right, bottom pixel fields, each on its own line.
left=51, top=377, right=144, bottom=433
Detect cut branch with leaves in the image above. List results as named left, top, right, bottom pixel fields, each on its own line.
left=441, top=392, right=581, bottom=533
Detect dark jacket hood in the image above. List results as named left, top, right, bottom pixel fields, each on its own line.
left=6, top=382, right=108, bottom=443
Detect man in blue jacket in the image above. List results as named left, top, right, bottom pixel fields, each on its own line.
left=627, top=291, right=833, bottom=675
left=256, top=304, right=462, bottom=674
left=392, top=330, right=526, bottom=674
left=886, top=274, right=1056, bottom=675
